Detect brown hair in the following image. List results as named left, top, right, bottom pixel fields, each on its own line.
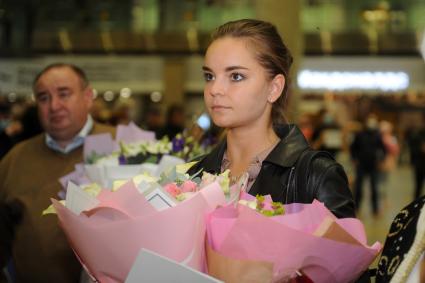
left=32, top=63, right=89, bottom=91
left=210, top=19, right=293, bottom=125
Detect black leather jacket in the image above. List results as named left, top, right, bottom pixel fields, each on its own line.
left=188, top=124, right=356, bottom=218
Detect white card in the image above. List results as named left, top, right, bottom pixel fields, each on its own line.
left=125, top=249, right=223, bottom=283
left=145, top=188, right=176, bottom=211
left=65, top=182, right=100, bottom=215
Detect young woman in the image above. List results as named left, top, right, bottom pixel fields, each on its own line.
left=188, top=19, right=355, bottom=219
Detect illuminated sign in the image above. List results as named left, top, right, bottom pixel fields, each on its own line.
left=297, top=70, right=409, bottom=91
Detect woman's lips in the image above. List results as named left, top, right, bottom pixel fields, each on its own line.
left=211, top=105, right=230, bottom=111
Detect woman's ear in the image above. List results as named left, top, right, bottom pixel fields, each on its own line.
left=268, top=74, right=285, bottom=103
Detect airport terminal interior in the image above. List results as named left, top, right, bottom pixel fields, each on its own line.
left=1, top=0, right=425, bottom=282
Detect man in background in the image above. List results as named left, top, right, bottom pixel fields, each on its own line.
left=311, top=108, right=342, bottom=158
left=0, top=63, right=115, bottom=282
left=406, top=116, right=425, bottom=199
left=350, top=114, right=387, bottom=216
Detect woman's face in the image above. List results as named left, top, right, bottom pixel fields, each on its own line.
left=203, top=37, right=276, bottom=130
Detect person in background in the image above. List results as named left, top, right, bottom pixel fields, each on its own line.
left=110, top=100, right=135, bottom=126
left=0, top=103, right=28, bottom=160
left=298, top=112, right=314, bottom=143
left=90, top=98, right=112, bottom=125
left=0, top=63, right=115, bottom=282
left=142, top=105, right=164, bottom=138
left=406, top=116, right=425, bottom=199
left=0, top=103, right=13, bottom=159
left=157, top=104, right=185, bottom=139
left=15, top=104, right=43, bottom=141
left=378, top=120, right=399, bottom=201
left=311, top=108, right=342, bottom=158
left=0, top=104, right=44, bottom=160
left=350, top=113, right=387, bottom=216
left=375, top=195, right=425, bottom=283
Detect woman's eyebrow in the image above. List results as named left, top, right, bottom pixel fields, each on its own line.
left=225, top=66, right=248, bottom=72
left=202, top=65, right=249, bottom=73
left=202, top=65, right=249, bottom=72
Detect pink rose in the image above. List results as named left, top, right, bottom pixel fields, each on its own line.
left=180, top=180, right=198, bottom=193
left=164, top=183, right=181, bottom=197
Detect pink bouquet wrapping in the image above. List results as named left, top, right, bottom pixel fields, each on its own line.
left=52, top=180, right=227, bottom=283
left=206, top=194, right=382, bottom=283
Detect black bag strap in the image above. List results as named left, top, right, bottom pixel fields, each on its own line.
left=291, top=148, right=334, bottom=202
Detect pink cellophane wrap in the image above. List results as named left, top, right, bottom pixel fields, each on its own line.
left=83, top=122, right=156, bottom=160
left=83, top=133, right=116, bottom=160
left=52, top=180, right=226, bottom=283
left=206, top=196, right=382, bottom=283
left=116, top=121, right=156, bottom=144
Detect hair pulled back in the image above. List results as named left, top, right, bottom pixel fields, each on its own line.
left=210, top=19, right=293, bottom=125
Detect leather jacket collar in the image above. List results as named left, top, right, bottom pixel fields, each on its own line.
left=198, top=124, right=309, bottom=173
left=265, top=124, right=310, bottom=167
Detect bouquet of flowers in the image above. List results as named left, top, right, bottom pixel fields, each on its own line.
left=49, top=167, right=243, bottom=283
left=205, top=193, right=382, bottom=283
left=60, top=122, right=210, bottom=193
left=85, top=122, right=207, bottom=166
left=161, top=169, right=247, bottom=204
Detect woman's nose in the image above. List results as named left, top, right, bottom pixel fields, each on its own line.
left=208, top=79, right=224, bottom=97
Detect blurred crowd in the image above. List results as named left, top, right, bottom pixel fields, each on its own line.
left=299, top=107, right=425, bottom=214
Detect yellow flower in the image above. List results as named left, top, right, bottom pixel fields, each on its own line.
left=42, top=200, right=65, bottom=215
